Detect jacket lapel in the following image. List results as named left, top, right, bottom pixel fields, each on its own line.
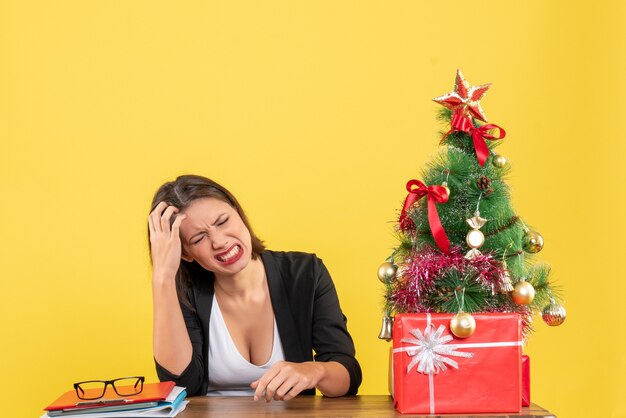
left=262, top=251, right=307, bottom=362
left=193, top=272, right=214, bottom=395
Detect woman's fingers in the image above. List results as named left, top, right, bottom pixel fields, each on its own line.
left=263, top=372, right=288, bottom=402
left=273, top=375, right=300, bottom=401
left=147, top=202, right=181, bottom=238
left=281, top=386, right=301, bottom=401
left=148, top=202, right=185, bottom=280
left=253, top=362, right=283, bottom=401
left=149, top=202, right=169, bottom=233
left=160, top=205, right=179, bottom=233
left=148, top=214, right=156, bottom=237
left=170, top=214, right=186, bottom=240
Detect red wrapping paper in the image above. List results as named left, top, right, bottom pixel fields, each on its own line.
left=393, top=313, right=522, bottom=414
left=522, top=354, right=531, bottom=406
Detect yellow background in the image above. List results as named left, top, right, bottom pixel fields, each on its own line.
left=1, top=1, right=624, bottom=417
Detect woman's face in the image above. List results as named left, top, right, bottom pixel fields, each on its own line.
left=178, top=197, right=253, bottom=277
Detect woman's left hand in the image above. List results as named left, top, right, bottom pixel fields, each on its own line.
left=250, top=361, right=324, bottom=402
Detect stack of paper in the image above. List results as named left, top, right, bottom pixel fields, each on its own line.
left=42, top=382, right=188, bottom=418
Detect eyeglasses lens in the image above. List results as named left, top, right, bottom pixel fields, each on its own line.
left=113, top=377, right=144, bottom=396
left=76, top=381, right=107, bottom=400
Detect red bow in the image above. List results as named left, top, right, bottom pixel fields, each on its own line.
left=470, top=124, right=506, bottom=167
left=399, top=180, right=450, bottom=253
left=443, top=112, right=506, bottom=167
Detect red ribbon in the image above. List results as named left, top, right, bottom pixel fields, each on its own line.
left=451, top=110, right=473, bottom=132
left=399, top=180, right=450, bottom=253
left=470, top=124, right=506, bottom=167
left=442, top=111, right=506, bottom=167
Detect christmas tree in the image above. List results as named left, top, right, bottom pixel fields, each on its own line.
left=378, top=70, right=566, bottom=341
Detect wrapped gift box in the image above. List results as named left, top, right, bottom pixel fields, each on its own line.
left=522, top=354, right=531, bottom=407
left=393, top=313, right=522, bottom=414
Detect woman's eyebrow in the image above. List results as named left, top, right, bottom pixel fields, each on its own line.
left=185, top=213, right=227, bottom=243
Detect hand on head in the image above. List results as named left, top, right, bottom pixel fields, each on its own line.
left=148, top=201, right=187, bottom=281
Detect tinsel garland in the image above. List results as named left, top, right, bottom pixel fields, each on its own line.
left=391, top=246, right=503, bottom=310
left=388, top=245, right=535, bottom=337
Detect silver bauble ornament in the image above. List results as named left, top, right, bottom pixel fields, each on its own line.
left=523, top=229, right=544, bottom=253
left=542, top=300, right=566, bottom=326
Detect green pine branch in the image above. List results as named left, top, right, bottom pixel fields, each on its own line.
left=427, top=269, right=492, bottom=313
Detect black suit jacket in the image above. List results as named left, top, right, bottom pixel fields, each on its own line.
left=155, top=250, right=362, bottom=396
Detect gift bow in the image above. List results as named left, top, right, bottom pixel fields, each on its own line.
left=443, top=112, right=506, bottom=167
left=400, top=325, right=474, bottom=375
left=399, top=180, right=450, bottom=253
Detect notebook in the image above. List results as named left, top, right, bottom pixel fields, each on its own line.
left=45, top=381, right=176, bottom=412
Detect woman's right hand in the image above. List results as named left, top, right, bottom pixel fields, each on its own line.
left=150, top=202, right=194, bottom=377
left=148, top=201, right=187, bottom=281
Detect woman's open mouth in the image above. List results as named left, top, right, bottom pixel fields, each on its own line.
left=215, top=244, right=243, bottom=265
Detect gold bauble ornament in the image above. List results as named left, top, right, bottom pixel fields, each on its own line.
left=492, top=154, right=507, bottom=168
left=523, top=229, right=544, bottom=253
left=512, top=279, right=536, bottom=305
left=377, top=262, right=397, bottom=283
left=542, top=299, right=566, bottom=326
left=395, top=266, right=408, bottom=285
left=449, top=312, right=476, bottom=338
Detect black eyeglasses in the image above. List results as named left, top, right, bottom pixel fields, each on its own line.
left=73, top=376, right=145, bottom=400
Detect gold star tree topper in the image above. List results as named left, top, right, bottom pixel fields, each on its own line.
left=433, top=69, right=491, bottom=122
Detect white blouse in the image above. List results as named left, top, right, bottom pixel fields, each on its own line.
left=206, top=295, right=285, bottom=396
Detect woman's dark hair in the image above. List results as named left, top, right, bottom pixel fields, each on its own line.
left=149, top=175, right=265, bottom=309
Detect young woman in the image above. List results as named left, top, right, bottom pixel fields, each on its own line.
left=148, top=175, right=361, bottom=401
